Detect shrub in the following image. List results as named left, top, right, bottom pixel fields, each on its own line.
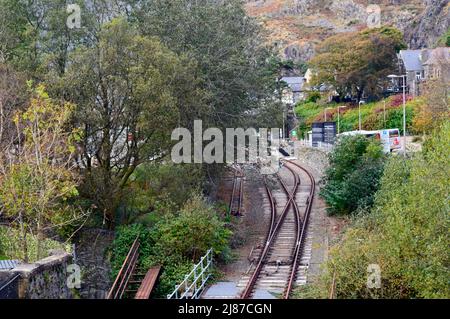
left=0, top=226, right=70, bottom=262
left=320, top=135, right=385, bottom=215
left=109, top=192, right=232, bottom=298
left=309, top=122, right=450, bottom=298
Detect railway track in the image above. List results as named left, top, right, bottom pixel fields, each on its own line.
left=229, top=168, right=244, bottom=216
left=239, top=160, right=315, bottom=299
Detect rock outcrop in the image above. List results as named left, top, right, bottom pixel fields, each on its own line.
left=404, top=0, right=450, bottom=49
left=245, top=0, right=449, bottom=62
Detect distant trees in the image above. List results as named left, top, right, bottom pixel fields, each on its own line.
left=309, top=27, right=406, bottom=101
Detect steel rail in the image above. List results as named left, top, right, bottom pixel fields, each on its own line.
left=283, top=160, right=316, bottom=298
left=240, top=165, right=299, bottom=299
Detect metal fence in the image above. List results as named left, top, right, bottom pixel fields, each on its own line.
left=167, top=249, right=213, bottom=299
left=0, top=274, right=20, bottom=299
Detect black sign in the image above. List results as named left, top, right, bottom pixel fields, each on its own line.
left=311, top=122, right=337, bottom=146
left=323, top=122, right=337, bottom=145
left=311, top=122, right=324, bottom=147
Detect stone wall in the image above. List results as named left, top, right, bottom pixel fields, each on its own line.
left=74, top=228, right=115, bottom=299
left=10, top=251, right=73, bottom=299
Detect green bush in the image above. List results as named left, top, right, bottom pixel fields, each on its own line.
left=152, top=194, right=232, bottom=262
left=320, top=135, right=385, bottom=215
left=309, top=122, right=450, bottom=298
left=0, top=226, right=70, bottom=262
left=109, top=192, right=232, bottom=298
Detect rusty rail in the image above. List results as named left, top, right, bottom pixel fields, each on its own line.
left=229, top=168, right=244, bottom=216
left=106, top=236, right=140, bottom=299
left=240, top=165, right=300, bottom=299
left=284, top=160, right=316, bottom=298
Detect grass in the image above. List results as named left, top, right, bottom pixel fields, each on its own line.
left=295, top=95, right=421, bottom=138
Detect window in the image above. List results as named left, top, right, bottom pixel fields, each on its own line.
left=415, top=72, right=421, bottom=81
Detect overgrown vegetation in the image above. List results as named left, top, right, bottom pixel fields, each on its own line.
left=320, top=135, right=386, bottom=216
left=301, top=122, right=449, bottom=298
left=295, top=94, right=423, bottom=138
left=0, top=226, right=70, bottom=262
left=110, top=194, right=232, bottom=298
left=0, top=84, right=87, bottom=262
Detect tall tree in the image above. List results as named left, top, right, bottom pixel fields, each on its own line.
left=0, top=84, right=84, bottom=261
left=310, top=27, right=406, bottom=101
left=58, top=18, right=207, bottom=227
left=131, top=0, right=280, bottom=129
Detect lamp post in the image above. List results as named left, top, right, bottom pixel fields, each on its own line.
left=337, top=106, right=347, bottom=134
left=358, top=100, right=364, bottom=131
left=324, top=107, right=333, bottom=122
left=388, top=74, right=407, bottom=157
left=383, top=99, right=386, bottom=128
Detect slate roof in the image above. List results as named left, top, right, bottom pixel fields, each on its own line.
left=399, top=50, right=423, bottom=72
left=280, top=76, right=305, bottom=92
left=0, top=260, right=19, bottom=270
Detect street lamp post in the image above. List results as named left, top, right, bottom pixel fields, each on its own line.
left=383, top=99, right=386, bottom=127
left=388, top=74, right=407, bottom=157
left=358, top=101, right=364, bottom=131
left=337, top=106, right=347, bottom=134
left=324, top=107, right=333, bottom=122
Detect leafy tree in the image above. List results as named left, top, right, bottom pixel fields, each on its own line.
left=58, top=18, right=207, bottom=228
left=132, top=0, right=280, bottom=129
left=0, top=84, right=86, bottom=261
left=309, top=27, right=406, bottom=101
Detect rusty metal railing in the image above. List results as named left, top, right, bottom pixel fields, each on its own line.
left=106, top=236, right=140, bottom=299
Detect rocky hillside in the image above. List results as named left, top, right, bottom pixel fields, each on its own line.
left=245, top=0, right=449, bottom=62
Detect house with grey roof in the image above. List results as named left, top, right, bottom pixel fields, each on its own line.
left=397, top=47, right=450, bottom=96
left=280, top=76, right=306, bottom=105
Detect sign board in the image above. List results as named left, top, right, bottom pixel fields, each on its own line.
left=380, top=130, right=391, bottom=153
left=323, top=122, right=337, bottom=145
left=311, top=122, right=324, bottom=147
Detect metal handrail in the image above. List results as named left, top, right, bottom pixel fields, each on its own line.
left=106, top=236, right=140, bottom=299
left=167, top=249, right=213, bottom=299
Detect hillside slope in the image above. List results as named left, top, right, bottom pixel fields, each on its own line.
left=245, top=0, right=449, bottom=62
